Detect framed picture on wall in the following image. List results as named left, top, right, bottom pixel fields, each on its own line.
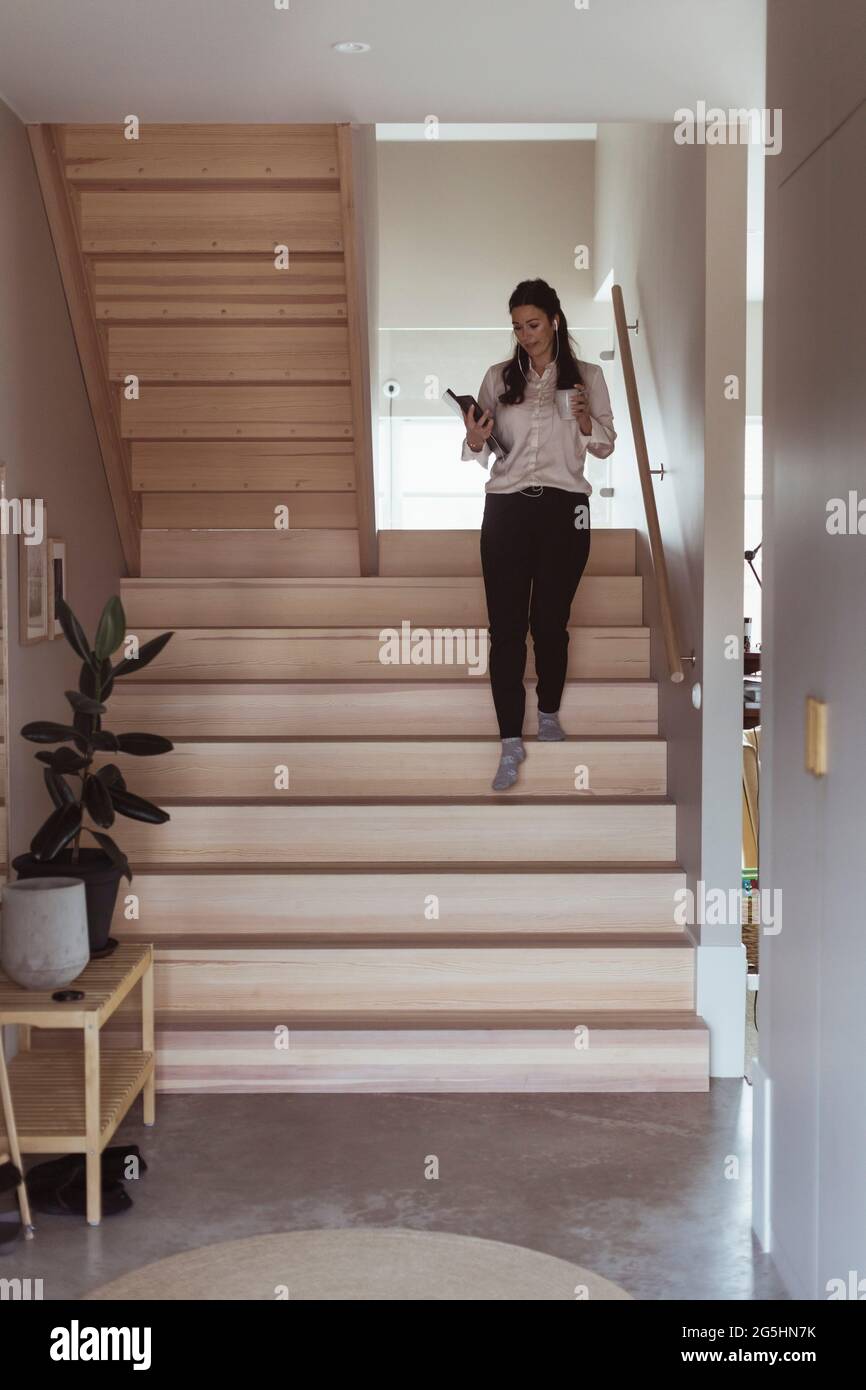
left=48, top=538, right=67, bottom=640
left=18, top=511, right=49, bottom=645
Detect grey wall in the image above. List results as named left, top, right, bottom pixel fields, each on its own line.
left=0, top=96, right=126, bottom=868
left=756, top=0, right=866, bottom=1301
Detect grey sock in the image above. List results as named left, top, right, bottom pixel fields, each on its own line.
left=492, top=737, right=525, bottom=791
left=537, top=709, right=566, bottom=741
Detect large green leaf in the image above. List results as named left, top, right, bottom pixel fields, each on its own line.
left=35, top=747, right=88, bottom=774
left=109, top=787, right=170, bottom=825
left=111, top=630, right=174, bottom=678
left=95, top=762, right=127, bottom=791
left=87, top=830, right=133, bottom=883
left=84, top=774, right=115, bottom=828
left=115, top=732, right=174, bottom=756
left=56, top=597, right=97, bottom=671
left=90, top=730, right=120, bottom=752
left=94, top=596, right=126, bottom=662
left=30, top=801, right=83, bottom=858
left=21, top=721, right=83, bottom=745
left=65, top=690, right=106, bottom=716
left=43, top=767, right=77, bottom=809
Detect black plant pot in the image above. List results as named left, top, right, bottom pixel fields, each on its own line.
left=12, top=849, right=124, bottom=956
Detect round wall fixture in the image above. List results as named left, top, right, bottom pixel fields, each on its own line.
left=332, top=41, right=371, bottom=54
left=383, top=379, right=401, bottom=398
left=691, top=681, right=702, bottom=710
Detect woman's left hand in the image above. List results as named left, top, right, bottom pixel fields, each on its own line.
left=570, top=385, right=592, bottom=432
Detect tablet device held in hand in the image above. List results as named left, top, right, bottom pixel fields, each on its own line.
left=443, top=388, right=507, bottom=459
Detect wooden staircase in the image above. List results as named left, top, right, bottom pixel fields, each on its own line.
left=27, top=122, right=708, bottom=1090
left=93, top=528, right=709, bottom=1092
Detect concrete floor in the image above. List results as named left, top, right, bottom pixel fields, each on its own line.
left=2, top=1064, right=787, bottom=1301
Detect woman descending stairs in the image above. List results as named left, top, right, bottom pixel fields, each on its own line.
left=72, top=527, right=708, bottom=1092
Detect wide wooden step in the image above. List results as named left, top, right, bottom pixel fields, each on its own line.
left=108, top=324, right=351, bottom=384
left=93, top=738, right=667, bottom=799
left=379, top=528, right=636, bottom=577
left=121, top=573, right=640, bottom=626
left=93, top=256, right=348, bottom=325
left=114, top=800, right=676, bottom=865
left=140, top=493, right=358, bottom=530
left=109, top=868, right=686, bottom=940
left=108, top=938, right=695, bottom=1016
left=141, top=530, right=361, bottom=577
left=109, top=680, right=659, bottom=737
left=38, top=1014, right=710, bottom=1093
left=121, top=383, right=351, bottom=439
left=62, top=123, right=342, bottom=183
left=131, top=440, right=356, bottom=493
left=82, top=190, right=345, bottom=257
left=119, top=626, right=649, bottom=681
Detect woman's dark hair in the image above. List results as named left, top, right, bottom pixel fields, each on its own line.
left=499, top=279, right=583, bottom=405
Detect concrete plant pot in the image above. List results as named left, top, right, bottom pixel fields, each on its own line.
left=0, top=877, right=89, bottom=990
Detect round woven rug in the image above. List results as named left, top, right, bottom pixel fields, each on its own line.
left=85, top=1228, right=632, bottom=1301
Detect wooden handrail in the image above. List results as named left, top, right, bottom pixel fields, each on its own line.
left=611, top=284, right=684, bottom=684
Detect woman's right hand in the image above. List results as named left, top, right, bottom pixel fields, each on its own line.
left=465, top=404, right=494, bottom=451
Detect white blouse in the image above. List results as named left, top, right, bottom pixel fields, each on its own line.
left=461, top=357, right=616, bottom=495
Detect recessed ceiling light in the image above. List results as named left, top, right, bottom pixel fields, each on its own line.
left=332, top=41, right=371, bottom=54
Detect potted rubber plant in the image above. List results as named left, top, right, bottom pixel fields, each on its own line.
left=11, top=594, right=174, bottom=955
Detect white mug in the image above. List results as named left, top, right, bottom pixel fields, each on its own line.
left=556, top=389, right=575, bottom=419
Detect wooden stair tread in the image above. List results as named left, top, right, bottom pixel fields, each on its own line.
left=101, top=1009, right=709, bottom=1032
left=129, top=932, right=695, bottom=951
left=125, top=860, right=684, bottom=874
left=145, top=794, right=675, bottom=806
left=119, top=931, right=692, bottom=950
left=123, top=624, right=648, bottom=636
left=121, top=573, right=636, bottom=589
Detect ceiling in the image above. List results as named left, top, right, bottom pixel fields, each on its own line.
left=0, top=0, right=765, bottom=123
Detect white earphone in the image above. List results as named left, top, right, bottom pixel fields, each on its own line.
left=518, top=316, right=561, bottom=380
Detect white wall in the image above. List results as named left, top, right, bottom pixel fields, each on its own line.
left=0, top=96, right=126, bottom=1060
left=376, top=139, right=609, bottom=415
left=0, top=99, right=126, bottom=861
left=593, top=123, right=748, bottom=1074
left=755, top=0, right=866, bottom=1302
left=375, top=137, right=613, bottom=528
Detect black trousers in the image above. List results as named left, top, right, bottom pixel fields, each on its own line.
left=480, top=486, right=591, bottom=738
